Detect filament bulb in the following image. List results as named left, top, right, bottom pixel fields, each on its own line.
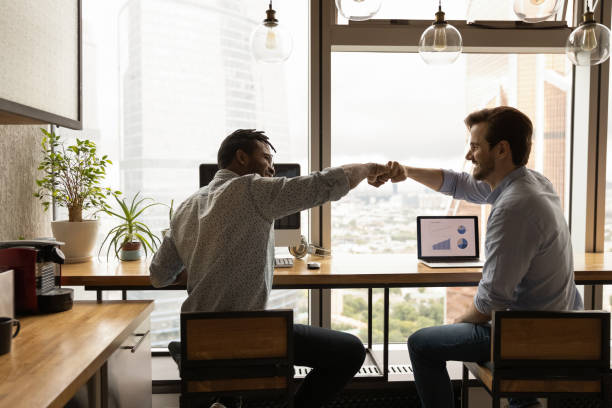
left=581, top=26, right=598, bottom=51
left=265, top=28, right=277, bottom=49
left=433, top=26, right=447, bottom=51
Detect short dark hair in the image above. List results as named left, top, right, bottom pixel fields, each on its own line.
left=217, top=129, right=277, bottom=169
left=464, top=106, right=533, bottom=166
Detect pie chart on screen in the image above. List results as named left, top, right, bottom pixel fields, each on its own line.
left=457, top=238, right=468, bottom=249
left=457, top=225, right=466, bottom=234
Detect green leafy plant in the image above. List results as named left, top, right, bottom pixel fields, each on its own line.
left=168, top=199, right=174, bottom=222
left=34, top=128, right=119, bottom=222
left=99, top=193, right=162, bottom=260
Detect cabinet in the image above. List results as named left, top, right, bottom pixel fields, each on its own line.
left=0, top=0, right=82, bottom=129
left=68, top=317, right=152, bottom=408
left=106, top=318, right=152, bottom=408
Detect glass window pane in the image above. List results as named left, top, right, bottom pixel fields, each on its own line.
left=337, top=0, right=573, bottom=25
left=331, top=52, right=571, bottom=338
left=68, top=0, right=310, bottom=347
left=605, top=63, right=612, bottom=251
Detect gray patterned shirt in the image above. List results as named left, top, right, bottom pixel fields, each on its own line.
left=150, top=167, right=350, bottom=312
left=440, top=166, right=583, bottom=314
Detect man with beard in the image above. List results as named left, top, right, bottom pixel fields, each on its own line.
left=150, top=129, right=391, bottom=408
left=385, top=106, right=583, bottom=408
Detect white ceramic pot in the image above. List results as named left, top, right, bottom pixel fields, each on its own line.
left=51, top=220, right=100, bottom=263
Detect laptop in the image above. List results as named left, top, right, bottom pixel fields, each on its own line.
left=417, top=216, right=484, bottom=268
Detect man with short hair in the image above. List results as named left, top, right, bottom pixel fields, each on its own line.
left=150, top=129, right=389, bottom=408
left=386, top=106, right=583, bottom=408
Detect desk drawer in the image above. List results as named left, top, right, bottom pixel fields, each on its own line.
left=107, top=318, right=152, bottom=408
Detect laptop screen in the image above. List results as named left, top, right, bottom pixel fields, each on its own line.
left=417, top=216, right=479, bottom=260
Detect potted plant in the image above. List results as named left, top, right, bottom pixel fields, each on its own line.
left=34, top=128, right=117, bottom=263
left=99, top=193, right=162, bottom=261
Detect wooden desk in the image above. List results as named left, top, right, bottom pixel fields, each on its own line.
left=61, top=252, right=612, bottom=289
left=59, top=254, right=612, bottom=384
left=0, top=301, right=154, bottom=408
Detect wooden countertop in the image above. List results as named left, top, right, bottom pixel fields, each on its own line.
left=60, top=252, right=612, bottom=289
left=0, top=300, right=154, bottom=408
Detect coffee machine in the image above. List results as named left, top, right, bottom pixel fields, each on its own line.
left=0, top=240, right=73, bottom=314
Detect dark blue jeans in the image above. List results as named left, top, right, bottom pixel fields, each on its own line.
left=408, top=323, right=538, bottom=408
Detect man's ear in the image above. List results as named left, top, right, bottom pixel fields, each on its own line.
left=497, top=140, right=511, bottom=160
left=235, top=149, right=250, bottom=167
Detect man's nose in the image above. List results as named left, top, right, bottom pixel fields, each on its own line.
left=269, top=166, right=275, bottom=176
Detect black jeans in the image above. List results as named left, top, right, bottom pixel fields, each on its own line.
left=292, top=324, right=366, bottom=408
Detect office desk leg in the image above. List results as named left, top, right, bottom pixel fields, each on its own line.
left=86, top=362, right=108, bottom=408
left=383, top=288, right=389, bottom=381
left=368, top=288, right=373, bottom=350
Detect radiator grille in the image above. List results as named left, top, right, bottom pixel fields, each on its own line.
left=36, top=262, right=56, bottom=294
left=294, top=365, right=382, bottom=378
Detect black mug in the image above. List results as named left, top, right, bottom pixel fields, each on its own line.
left=0, top=317, right=20, bottom=355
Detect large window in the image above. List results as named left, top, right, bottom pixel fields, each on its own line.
left=60, top=0, right=310, bottom=348
left=329, top=51, right=572, bottom=340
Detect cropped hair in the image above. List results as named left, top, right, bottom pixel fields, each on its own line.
left=217, top=129, right=276, bottom=169
left=464, top=106, right=533, bottom=166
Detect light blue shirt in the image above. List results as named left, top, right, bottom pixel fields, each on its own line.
left=440, top=166, right=583, bottom=314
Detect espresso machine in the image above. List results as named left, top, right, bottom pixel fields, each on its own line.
left=0, top=240, right=73, bottom=314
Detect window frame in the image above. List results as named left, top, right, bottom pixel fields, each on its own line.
left=308, top=0, right=611, bottom=325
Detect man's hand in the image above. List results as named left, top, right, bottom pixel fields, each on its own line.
left=387, top=161, right=409, bottom=183
left=367, top=163, right=390, bottom=187
left=452, top=302, right=491, bottom=324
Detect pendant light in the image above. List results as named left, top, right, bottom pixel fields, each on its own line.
left=565, top=0, right=610, bottom=66
left=335, top=0, right=383, bottom=22
left=250, top=1, right=293, bottom=63
left=513, top=0, right=563, bottom=23
left=418, top=1, right=462, bottom=65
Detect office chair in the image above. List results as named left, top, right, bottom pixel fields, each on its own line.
left=461, top=310, right=611, bottom=408
left=169, top=309, right=294, bottom=408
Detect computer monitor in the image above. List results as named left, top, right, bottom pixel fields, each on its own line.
left=199, top=163, right=301, bottom=246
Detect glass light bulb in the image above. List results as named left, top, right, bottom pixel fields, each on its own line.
left=513, top=0, right=562, bottom=23
left=250, top=23, right=292, bottom=63
left=265, top=28, right=277, bottom=49
left=418, top=23, right=462, bottom=65
left=433, top=26, right=447, bottom=51
left=566, top=22, right=611, bottom=66
left=581, top=26, right=598, bottom=51
left=335, top=0, right=382, bottom=21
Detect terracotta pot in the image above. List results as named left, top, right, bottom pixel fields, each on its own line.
left=51, top=220, right=99, bottom=264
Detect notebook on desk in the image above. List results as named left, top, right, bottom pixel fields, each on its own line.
left=417, top=216, right=484, bottom=268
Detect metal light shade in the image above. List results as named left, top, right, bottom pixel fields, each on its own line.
left=418, top=9, right=463, bottom=65
left=513, top=0, right=563, bottom=23
left=335, top=0, right=382, bottom=21
left=250, top=2, right=293, bottom=63
left=566, top=12, right=611, bottom=66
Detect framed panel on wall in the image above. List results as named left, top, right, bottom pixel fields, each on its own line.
left=0, top=0, right=82, bottom=129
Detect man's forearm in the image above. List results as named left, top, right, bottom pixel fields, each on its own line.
left=341, top=163, right=380, bottom=189
left=404, top=166, right=444, bottom=191
left=454, top=302, right=491, bottom=324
